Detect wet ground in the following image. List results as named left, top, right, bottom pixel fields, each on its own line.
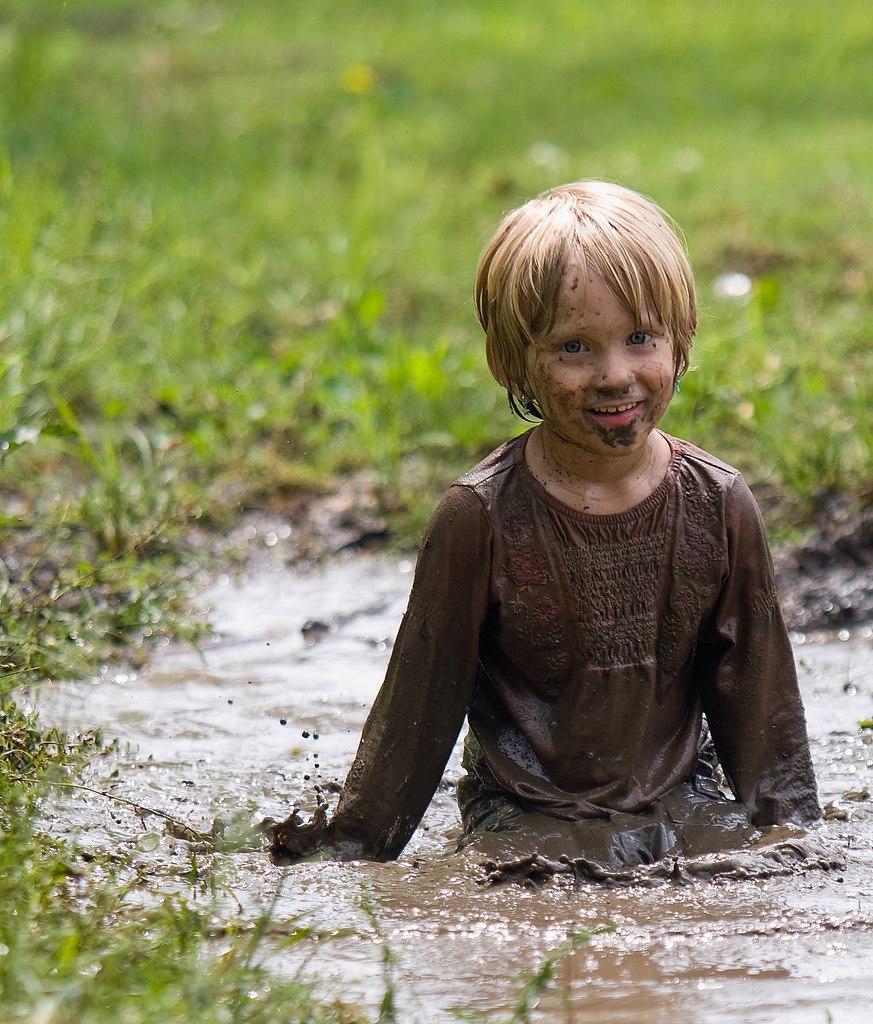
left=34, top=552, right=873, bottom=1023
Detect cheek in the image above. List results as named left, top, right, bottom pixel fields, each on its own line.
left=655, top=363, right=673, bottom=388
left=652, top=340, right=678, bottom=379
left=644, top=349, right=674, bottom=384
left=529, top=361, right=576, bottom=411
left=649, top=362, right=675, bottom=411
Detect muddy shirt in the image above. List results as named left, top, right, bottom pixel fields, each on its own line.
left=327, top=431, right=820, bottom=861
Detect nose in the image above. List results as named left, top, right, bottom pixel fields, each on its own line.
left=595, top=348, right=634, bottom=392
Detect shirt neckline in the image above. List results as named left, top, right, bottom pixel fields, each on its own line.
left=513, top=428, right=682, bottom=525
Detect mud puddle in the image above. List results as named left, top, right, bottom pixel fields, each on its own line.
left=33, top=555, right=873, bottom=1023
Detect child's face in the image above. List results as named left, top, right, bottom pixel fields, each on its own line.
left=526, top=267, right=675, bottom=461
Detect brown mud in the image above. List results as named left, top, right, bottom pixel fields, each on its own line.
left=477, top=834, right=843, bottom=888
left=774, top=495, right=873, bottom=631
left=33, top=542, right=873, bottom=1023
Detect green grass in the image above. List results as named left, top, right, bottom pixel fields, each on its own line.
left=0, top=698, right=369, bottom=1023
left=1, top=0, right=873, bottom=1018
left=3, top=2, right=872, bottom=554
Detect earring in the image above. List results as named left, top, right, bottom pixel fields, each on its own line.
left=507, top=390, right=541, bottom=420
left=674, top=377, right=681, bottom=394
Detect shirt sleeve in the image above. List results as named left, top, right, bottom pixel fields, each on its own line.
left=326, top=484, right=493, bottom=860
left=694, top=474, right=821, bottom=826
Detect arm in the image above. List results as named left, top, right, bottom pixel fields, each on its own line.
left=694, top=475, right=821, bottom=826
left=271, top=485, right=492, bottom=863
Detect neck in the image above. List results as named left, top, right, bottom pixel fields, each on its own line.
left=526, top=426, right=670, bottom=514
left=540, top=423, right=659, bottom=484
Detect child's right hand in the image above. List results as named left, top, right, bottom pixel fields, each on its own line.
left=263, top=798, right=331, bottom=865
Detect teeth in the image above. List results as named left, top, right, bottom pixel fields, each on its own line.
left=595, top=403, right=636, bottom=414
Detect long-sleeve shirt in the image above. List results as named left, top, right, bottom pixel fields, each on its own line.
left=326, top=430, right=820, bottom=861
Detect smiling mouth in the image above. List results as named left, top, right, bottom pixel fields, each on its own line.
left=590, top=401, right=639, bottom=415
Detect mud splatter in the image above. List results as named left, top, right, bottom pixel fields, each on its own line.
left=480, top=837, right=845, bottom=889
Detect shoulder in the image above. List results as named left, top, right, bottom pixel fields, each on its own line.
left=455, top=431, right=530, bottom=489
left=667, top=436, right=770, bottom=556
left=665, top=434, right=768, bottom=537
left=422, top=432, right=530, bottom=549
left=668, top=434, right=760, bottom=505
left=668, top=434, right=742, bottom=484
left=416, top=478, right=495, bottom=582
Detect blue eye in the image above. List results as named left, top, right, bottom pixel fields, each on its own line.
left=628, top=330, right=651, bottom=346
left=563, top=340, right=582, bottom=353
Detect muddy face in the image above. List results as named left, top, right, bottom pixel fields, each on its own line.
left=526, top=269, right=675, bottom=458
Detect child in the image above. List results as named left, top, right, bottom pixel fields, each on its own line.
left=270, top=180, right=820, bottom=868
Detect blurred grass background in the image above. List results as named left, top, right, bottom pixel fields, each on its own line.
left=1, top=0, right=872, bottom=671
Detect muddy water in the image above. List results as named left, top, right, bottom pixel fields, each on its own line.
left=35, top=555, right=873, bottom=1023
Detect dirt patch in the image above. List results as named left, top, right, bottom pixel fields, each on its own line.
left=210, top=471, right=393, bottom=573
left=774, top=496, right=873, bottom=631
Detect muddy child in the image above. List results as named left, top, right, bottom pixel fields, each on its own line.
left=271, top=180, right=821, bottom=869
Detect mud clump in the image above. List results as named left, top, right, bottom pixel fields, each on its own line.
left=217, top=472, right=393, bottom=572
left=481, top=838, right=846, bottom=889
left=775, top=497, right=873, bottom=631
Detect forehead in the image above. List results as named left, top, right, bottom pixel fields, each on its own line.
left=547, top=262, right=665, bottom=338
left=550, top=267, right=629, bottom=329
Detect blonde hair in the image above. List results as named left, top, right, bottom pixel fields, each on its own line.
left=474, top=180, right=697, bottom=418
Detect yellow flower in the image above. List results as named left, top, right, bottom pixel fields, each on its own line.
left=341, top=63, right=376, bottom=94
